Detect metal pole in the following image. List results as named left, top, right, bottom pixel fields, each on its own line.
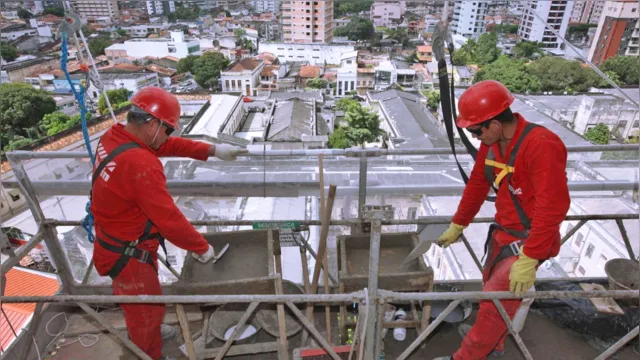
left=614, top=219, right=636, bottom=260
left=286, top=302, right=341, bottom=360
left=560, top=220, right=587, bottom=245
left=6, top=154, right=45, bottom=222
left=491, top=299, right=533, bottom=360
left=364, top=218, right=382, bottom=359
left=214, top=302, right=260, bottom=360
left=593, top=326, right=639, bottom=360
left=0, top=229, right=45, bottom=274
left=81, top=259, right=94, bottom=284
left=396, top=300, right=462, bottom=360
left=460, top=234, right=483, bottom=272
left=158, top=253, right=181, bottom=279
left=358, top=157, right=367, bottom=220
left=42, top=224, right=77, bottom=291
left=19, top=303, right=43, bottom=360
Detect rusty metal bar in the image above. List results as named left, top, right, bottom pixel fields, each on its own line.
left=561, top=220, right=588, bottom=245
left=286, top=302, right=341, bottom=360
left=460, top=234, right=483, bottom=272
left=492, top=299, right=533, bottom=360
left=614, top=219, right=636, bottom=260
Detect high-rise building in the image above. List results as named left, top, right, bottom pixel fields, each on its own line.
left=146, top=1, right=175, bottom=16
left=451, top=1, right=489, bottom=40
left=588, top=0, right=639, bottom=65
left=518, top=1, right=575, bottom=50
left=281, top=0, right=334, bottom=44
left=253, top=0, right=280, bottom=13
left=70, top=0, right=119, bottom=22
left=570, top=0, right=604, bottom=24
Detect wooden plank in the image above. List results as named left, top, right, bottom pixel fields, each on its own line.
left=64, top=311, right=203, bottom=337
left=176, top=304, right=196, bottom=360
left=201, top=341, right=279, bottom=359
left=300, top=245, right=312, bottom=346
left=579, top=283, right=625, bottom=315
left=214, top=302, right=260, bottom=360
left=319, top=154, right=332, bottom=345
left=272, top=230, right=290, bottom=360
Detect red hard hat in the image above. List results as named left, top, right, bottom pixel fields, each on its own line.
left=456, top=80, right=514, bottom=128
left=130, top=87, right=181, bottom=129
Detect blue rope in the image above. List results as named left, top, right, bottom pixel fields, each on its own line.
left=61, top=32, right=96, bottom=243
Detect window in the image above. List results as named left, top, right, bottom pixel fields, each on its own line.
left=577, top=265, right=586, bottom=275
left=585, top=243, right=595, bottom=259
left=225, top=80, right=230, bottom=88
left=599, top=254, right=608, bottom=265
left=574, top=233, right=585, bottom=249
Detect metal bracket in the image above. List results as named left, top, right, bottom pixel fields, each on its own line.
left=57, top=9, right=82, bottom=37
left=361, top=205, right=394, bottom=221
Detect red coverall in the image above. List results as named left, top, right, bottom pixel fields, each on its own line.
left=91, top=124, right=211, bottom=360
left=451, top=114, right=571, bottom=360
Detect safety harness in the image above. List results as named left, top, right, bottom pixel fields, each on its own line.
left=481, top=123, right=541, bottom=276
left=92, top=142, right=171, bottom=279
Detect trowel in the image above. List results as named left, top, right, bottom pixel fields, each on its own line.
left=401, top=222, right=450, bottom=266
left=212, top=243, right=230, bottom=264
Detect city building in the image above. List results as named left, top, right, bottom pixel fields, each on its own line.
left=70, top=0, right=119, bottom=22
left=220, top=57, right=264, bottom=96
left=336, top=50, right=358, bottom=97
left=258, top=43, right=354, bottom=66
left=571, top=0, right=604, bottom=24
left=573, top=94, right=639, bottom=141
left=416, top=45, right=433, bottom=63
left=518, top=0, right=575, bottom=50
left=588, top=0, right=639, bottom=65
left=252, top=0, right=280, bottom=13
left=281, top=0, right=334, bottom=44
left=370, top=1, right=406, bottom=28
left=105, top=31, right=201, bottom=60
left=373, top=60, right=416, bottom=91
left=451, top=0, right=489, bottom=40
left=86, top=72, right=160, bottom=100
left=146, top=0, right=175, bottom=16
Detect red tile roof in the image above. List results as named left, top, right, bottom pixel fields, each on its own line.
left=299, top=65, right=321, bottom=79
left=226, top=58, right=263, bottom=72
left=1, top=268, right=59, bottom=350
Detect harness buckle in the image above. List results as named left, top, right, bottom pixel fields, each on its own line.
left=138, top=250, right=150, bottom=263
left=124, top=247, right=137, bottom=257
left=509, top=241, right=522, bottom=256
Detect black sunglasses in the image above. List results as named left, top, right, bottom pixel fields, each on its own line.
left=128, top=106, right=175, bottom=136
left=160, top=121, right=175, bottom=136
left=466, top=119, right=493, bottom=136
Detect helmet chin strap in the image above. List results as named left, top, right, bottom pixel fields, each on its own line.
left=150, top=122, right=162, bottom=148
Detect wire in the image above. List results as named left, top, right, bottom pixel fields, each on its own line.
left=44, top=311, right=101, bottom=355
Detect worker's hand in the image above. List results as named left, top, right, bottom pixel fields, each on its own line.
left=509, top=247, right=538, bottom=296
left=213, top=144, right=248, bottom=161
left=435, top=223, right=466, bottom=248
left=192, top=244, right=216, bottom=263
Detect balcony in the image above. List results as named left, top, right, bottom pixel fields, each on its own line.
left=0, top=143, right=638, bottom=360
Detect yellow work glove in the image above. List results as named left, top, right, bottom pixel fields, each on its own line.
left=509, top=247, right=538, bottom=296
left=435, top=223, right=466, bottom=248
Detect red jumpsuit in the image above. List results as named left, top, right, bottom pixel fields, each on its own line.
left=91, top=124, right=211, bottom=360
left=451, top=114, right=571, bottom=360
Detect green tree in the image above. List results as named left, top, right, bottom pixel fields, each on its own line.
left=454, top=39, right=477, bottom=65
left=306, top=78, right=328, bottom=89
left=474, top=56, right=540, bottom=93
left=335, top=98, right=361, bottom=112
left=176, top=54, right=199, bottom=74
left=528, top=57, right=600, bottom=92
left=475, top=32, right=500, bottom=65
left=599, top=56, right=640, bottom=86
left=426, top=91, right=440, bottom=110
left=406, top=51, right=419, bottom=63
left=0, top=83, right=56, bottom=144
left=88, top=38, right=113, bottom=57
left=602, top=71, right=621, bottom=87
left=68, top=113, right=92, bottom=128
left=490, top=24, right=519, bottom=34
left=0, top=42, right=18, bottom=62
left=512, top=41, right=544, bottom=60
left=584, top=123, right=610, bottom=145
left=98, top=88, right=130, bottom=115
left=43, top=7, right=65, bottom=17
left=168, top=13, right=177, bottom=23
left=334, top=17, right=375, bottom=41
left=328, top=127, right=351, bottom=148
left=384, top=28, right=409, bottom=47
left=242, top=38, right=255, bottom=53
left=17, top=8, right=32, bottom=19
left=42, top=112, right=71, bottom=136
left=4, top=137, right=35, bottom=151
left=345, top=106, right=383, bottom=147
left=116, top=29, right=127, bottom=37
left=192, top=52, right=230, bottom=88
left=335, top=0, right=373, bottom=16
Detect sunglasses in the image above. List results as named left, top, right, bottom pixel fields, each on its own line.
left=128, top=106, right=175, bottom=136
left=160, top=121, right=175, bottom=136
left=466, top=119, right=492, bottom=136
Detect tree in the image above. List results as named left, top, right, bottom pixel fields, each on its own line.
left=0, top=42, right=18, bottom=62
left=384, top=28, right=409, bottom=47
left=17, top=8, right=32, bottom=19
left=345, top=106, right=383, bottom=147
left=88, top=38, right=113, bottom=57
left=0, top=84, right=56, bottom=144
left=406, top=51, right=419, bottom=64
left=334, top=17, right=375, bottom=41
left=116, top=29, right=127, bottom=37
left=528, top=57, right=601, bottom=92
left=512, top=41, right=544, bottom=61
left=328, top=127, right=351, bottom=149
left=167, top=13, right=177, bottom=23
left=176, top=54, right=199, bottom=74
left=43, top=7, right=65, bottom=17
left=490, top=24, right=519, bottom=34
left=475, top=56, right=540, bottom=93
left=335, top=98, right=361, bottom=112
left=426, top=91, right=440, bottom=110
left=4, top=137, right=35, bottom=151
left=192, top=52, right=230, bottom=88
left=306, top=78, right=328, bottom=89
left=584, top=123, right=610, bottom=145
left=335, top=0, right=373, bottom=17
left=599, top=56, right=640, bottom=86
left=98, top=88, right=130, bottom=115
left=475, top=32, right=500, bottom=65
left=42, top=112, right=71, bottom=136
left=453, top=39, right=477, bottom=65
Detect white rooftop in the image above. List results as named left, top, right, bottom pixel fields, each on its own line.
left=187, top=94, right=241, bottom=137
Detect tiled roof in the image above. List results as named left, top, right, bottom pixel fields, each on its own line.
left=299, top=65, right=320, bottom=79
left=261, top=65, right=280, bottom=76
left=226, top=58, right=263, bottom=72
left=1, top=268, right=60, bottom=350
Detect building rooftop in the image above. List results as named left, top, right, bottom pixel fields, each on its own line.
left=225, top=57, right=263, bottom=72
left=299, top=65, right=321, bottom=79
left=267, top=99, right=314, bottom=141
left=186, top=94, right=242, bottom=137
left=97, top=72, right=155, bottom=80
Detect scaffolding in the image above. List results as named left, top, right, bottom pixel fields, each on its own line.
left=1, top=145, right=639, bottom=360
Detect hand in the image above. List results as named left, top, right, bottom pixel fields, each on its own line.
left=192, top=245, right=216, bottom=263
left=436, top=223, right=466, bottom=248
left=509, top=247, right=538, bottom=296
left=213, top=144, right=248, bottom=161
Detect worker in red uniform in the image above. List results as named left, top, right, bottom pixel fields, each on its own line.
left=433, top=81, right=571, bottom=360
left=90, top=87, right=247, bottom=360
